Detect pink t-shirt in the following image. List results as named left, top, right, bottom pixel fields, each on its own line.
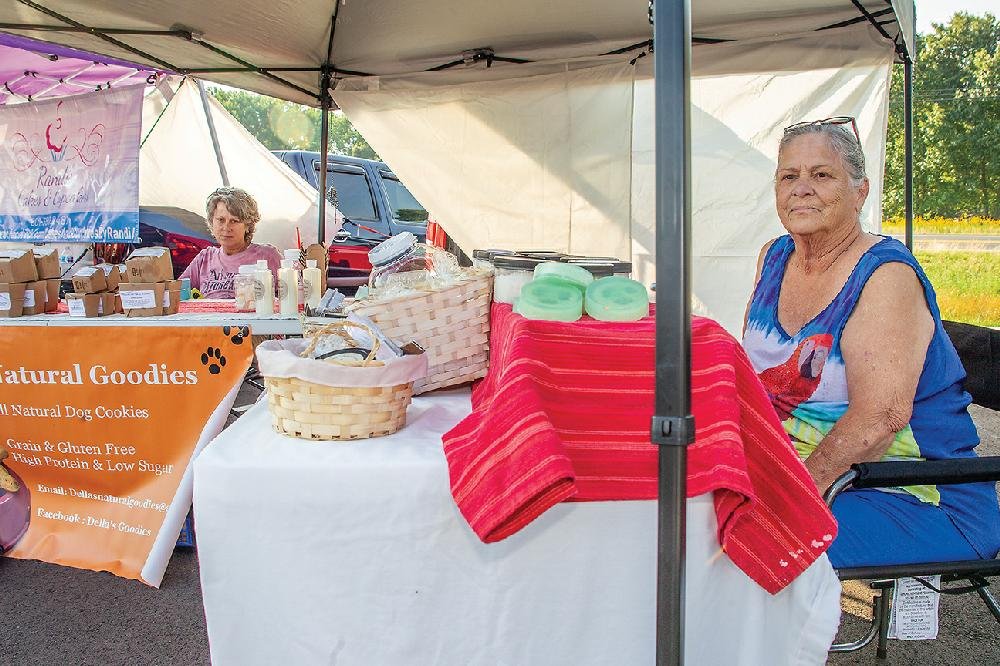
left=180, top=244, right=282, bottom=298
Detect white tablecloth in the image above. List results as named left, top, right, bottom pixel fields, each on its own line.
left=194, top=389, right=841, bottom=665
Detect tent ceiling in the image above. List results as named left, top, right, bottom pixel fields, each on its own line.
left=0, top=0, right=914, bottom=106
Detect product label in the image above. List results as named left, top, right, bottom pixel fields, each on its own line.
left=163, top=291, right=170, bottom=307
left=67, top=298, right=86, bottom=316
left=23, top=290, right=35, bottom=308
left=120, top=290, right=156, bottom=309
left=97, top=298, right=104, bottom=315
left=277, top=280, right=288, bottom=300
left=0, top=293, right=11, bottom=311
left=75, top=266, right=98, bottom=277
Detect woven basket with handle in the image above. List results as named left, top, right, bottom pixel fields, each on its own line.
left=347, top=270, right=492, bottom=394
left=261, top=320, right=416, bottom=441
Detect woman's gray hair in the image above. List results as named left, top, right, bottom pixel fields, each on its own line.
left=778, top=123, right=867, bottom=188
left=205, top=187, right=261, bottom=244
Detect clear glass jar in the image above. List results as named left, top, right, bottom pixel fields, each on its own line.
left=368, top=232, right=432, bottom=295
left=233, top=264, right=259, bottom=312
left=492, top=255, right=543, bottom=304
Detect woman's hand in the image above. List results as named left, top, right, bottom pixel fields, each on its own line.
left=804, top=261, right=934, bottom=493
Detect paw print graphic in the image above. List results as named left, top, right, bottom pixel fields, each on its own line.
left=200, top=347, right=227, bottom=375
left=222, top=325, right=251, bottom=345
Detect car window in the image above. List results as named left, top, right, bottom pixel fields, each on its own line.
left=322, top=168, right=378, bottom=221
left=380, top=170, right=428, bottom=224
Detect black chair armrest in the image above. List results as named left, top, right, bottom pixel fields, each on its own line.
left=823, top=456, right=1000, bottom=506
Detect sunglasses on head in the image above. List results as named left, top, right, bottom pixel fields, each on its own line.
left=784, top=116, right=860, bottom=142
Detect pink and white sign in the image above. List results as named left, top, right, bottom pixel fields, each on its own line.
left=0, top=85, right=142, bottom=242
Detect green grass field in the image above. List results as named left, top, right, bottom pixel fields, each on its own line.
left=915, top=251, right=1000, bottom=327
left=884, top=216, right=1000, bottom=235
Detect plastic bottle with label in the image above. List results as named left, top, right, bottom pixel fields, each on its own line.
left=302, top=259, right=323, bottom=309
left=278, top=257, right=299, bottom=315
left=255, top=259, right=274, bottom=315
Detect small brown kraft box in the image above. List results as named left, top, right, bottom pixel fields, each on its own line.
left=162, top=280, right=181, bottom=315
left=98, top=292, right=116, bottom=317
left=125, top=247, right=173, bottom=283
left=0, top=283, right=27, bottom=318
left=66, top=292, right=101, bottom=318
left=95, top=263, right=121, bottom=290
left=0, top=250, right=39, bottom=283
left=116, top=264, right=128, bottom=284
left=119, top=282, right=165, bottom=317
left=21, top=280, right=47, bottom=316
left=43, top=278, right=60, bottom=313
left=71, top=266, right=108, bottom=294
left=32, top=248, right=61, bottom=279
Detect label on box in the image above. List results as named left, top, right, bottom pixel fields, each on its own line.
left=23, top=290, right=35, bottom=308
left=0, top=293, right=10, bottom=311
left=75, top=266, right=99, bottom=277
left=67, top=299, right=86, bottom=317
left=98, top=298, right=104, bottom=315
left=0, top=250, right=28, bottom=258
left=120, top=290, right=156, bottom=309
left=163, top=290, right=170, bottom=307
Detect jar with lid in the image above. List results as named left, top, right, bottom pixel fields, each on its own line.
left=492, top=255, right=543, bottom=304
left=368, top=232, right=433, bottom=295
left=472, top=248, right=515, bottom=272
left=565, top=259, right=632, bottom=279
left=233, top=264, right=259, bottom=312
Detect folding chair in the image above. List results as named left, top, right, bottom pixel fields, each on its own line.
left=826, top=321, right=1000, bottom=658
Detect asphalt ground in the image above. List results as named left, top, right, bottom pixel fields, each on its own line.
left=1, top=400, right=998, bottom=665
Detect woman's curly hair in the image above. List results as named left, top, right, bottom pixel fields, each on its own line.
left=205, top=187, right=261, bottom=245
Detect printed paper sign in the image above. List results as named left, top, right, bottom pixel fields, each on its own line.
left=0, top=86, right=143, bottom=242
left=120, top=290, right=156, bottom=309
left=67, top=299, right=86, bottom=317
left=0, top=326, right=252, bottom=585
left=888, top=576, right=940, bottom=640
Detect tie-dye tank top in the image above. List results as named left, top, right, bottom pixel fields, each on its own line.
left=744, top=235, right=999, bottom=558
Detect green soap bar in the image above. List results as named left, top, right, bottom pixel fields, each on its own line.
left=533, top=261, right=593, bottom=291
left=516, top=277, right=583, bottom=322
left=585, top=276, right=649, bottom=321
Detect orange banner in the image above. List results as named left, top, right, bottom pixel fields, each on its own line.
left=0, top=325, right=252, bottom=584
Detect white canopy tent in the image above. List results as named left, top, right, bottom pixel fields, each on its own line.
left=139, top=77, right=335, bottom=249
left=0, top=2, right=916, bottom=662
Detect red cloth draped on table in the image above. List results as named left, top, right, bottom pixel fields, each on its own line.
left=442, top=303, right=837, bottom=594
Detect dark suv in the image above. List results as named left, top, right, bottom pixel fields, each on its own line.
left=273, top=151, right=430, bottom=288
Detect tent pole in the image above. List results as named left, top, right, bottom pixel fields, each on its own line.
left=903, top=55, right=914, bottom=251
left=652, top=1, right=694, bottom=665
left=196, top=79, right=229, bottom=186
left=318, top=67, right=332, bottom=244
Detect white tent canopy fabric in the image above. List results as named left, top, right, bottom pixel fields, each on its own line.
left=333, top=25, right=895, bottom=332
left=139, top=78, right=334, bottom=249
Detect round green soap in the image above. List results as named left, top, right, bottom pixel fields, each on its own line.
left=585, top=276, right=649, bottom=321
left=515, top=277, right=584, bottom=322
left=533, top=261, right=593, bottom=291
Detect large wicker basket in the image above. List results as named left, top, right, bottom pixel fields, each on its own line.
left=256, top=321, right=428, bottom=441
left=347, top=270, right=492, bottom=394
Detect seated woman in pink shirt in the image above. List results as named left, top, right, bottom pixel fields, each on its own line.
left=181, top=187, right=282, bottom=298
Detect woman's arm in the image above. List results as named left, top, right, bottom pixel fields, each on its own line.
left=803, top=261, right=934, bottom=493
left=179, top=250, right=207, bottom=291
left=743, top=238, right=777, bottom=335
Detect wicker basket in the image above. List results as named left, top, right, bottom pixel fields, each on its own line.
left=347, top=271, right=492, bottom=394
left=265, top=377, right=413, bottom=440
left=256, top=320, right=426, bottom=441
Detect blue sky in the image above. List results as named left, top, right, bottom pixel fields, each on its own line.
left=916, top=0, right=998, bottom=33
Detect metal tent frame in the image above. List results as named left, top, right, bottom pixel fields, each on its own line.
left=0, top=2, right=916, bottom=662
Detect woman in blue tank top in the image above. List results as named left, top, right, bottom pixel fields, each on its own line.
left=743, top=118, right=1000, bottom=567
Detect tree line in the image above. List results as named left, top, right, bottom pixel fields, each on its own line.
left=883, top=12, right=999, bottom=219
left=210, top=12, right=998, bottom=221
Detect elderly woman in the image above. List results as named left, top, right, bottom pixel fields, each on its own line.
left=743, top=117, right=1000, bottom=568
left=180, top=187, right=282, bottom=298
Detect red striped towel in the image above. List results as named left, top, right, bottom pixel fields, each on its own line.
left=442, top=303, right=837, bottom=594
